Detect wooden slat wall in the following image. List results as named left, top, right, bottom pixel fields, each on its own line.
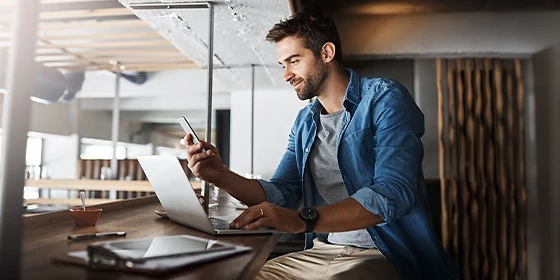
left=436, top=58, right=527, bottom=280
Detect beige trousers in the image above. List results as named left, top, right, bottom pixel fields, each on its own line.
left=255, top=238, right=400, bottom=280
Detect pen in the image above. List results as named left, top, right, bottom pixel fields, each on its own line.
left=67, top=231, right=126, bottom=240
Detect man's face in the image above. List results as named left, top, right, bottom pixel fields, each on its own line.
left=277, top=37, right=327, bottom=100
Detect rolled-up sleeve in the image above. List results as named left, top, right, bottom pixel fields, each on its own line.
left=255, top=125, right=303, bottom=210
left=351, top=86, right=424, bottom=225
left=352, top=187, right=394, bottom=225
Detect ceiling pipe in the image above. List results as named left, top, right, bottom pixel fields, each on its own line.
left=130, top=1, right=216, bottom=215
left=250, top=64, right=255, bottom=176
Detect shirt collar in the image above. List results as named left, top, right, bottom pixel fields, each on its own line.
left=309, top=68, right=361, bottom=116
left=343, top=68, right=361, bottom=110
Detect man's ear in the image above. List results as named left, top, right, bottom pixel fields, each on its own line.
left=321, top=42, right=336, bottom=63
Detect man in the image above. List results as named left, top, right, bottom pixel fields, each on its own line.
left=185, top=10, right=459, bottom=280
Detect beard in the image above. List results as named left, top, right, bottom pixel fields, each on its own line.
left=293, top=61, right=328, bottom=100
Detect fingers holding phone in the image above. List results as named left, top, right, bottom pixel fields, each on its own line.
left=186, top=144, right=224, bottom=185
left=179, top=116, right=226, bottom=185
left=184, top=134, right=205, bottom=159
left=183, top=133, right=219, bottom=160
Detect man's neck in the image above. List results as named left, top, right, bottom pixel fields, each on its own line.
left=316, top=66, right=350, bottom=114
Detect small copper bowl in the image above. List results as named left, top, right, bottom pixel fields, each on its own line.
left=69, top=207, right=102, bottom=226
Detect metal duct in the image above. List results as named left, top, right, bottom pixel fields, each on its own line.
left=59, top=71, right=148, bottom=103
left=120, top=71, right=147, bottom=85
left=1, top=61, right=148, bottom=104
left=58, top=72, right=85, bottom=103
left=0, top=61, right=66, bottom=104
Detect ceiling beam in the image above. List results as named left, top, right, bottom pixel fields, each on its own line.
left=39, top=31, right=162, bottom=41
left=39, top=20, right=147, bottom=30
left=0, top=0, right=198, bottom=73
left=37, top=55, right=189, bottom=63
left=0, top=8, right=135, bottom=22
left=43, top=59, right=193, bottom=67
left=36, top=40, right=171, bottom=48
left=53, top=62, right=198, bottom=72
left=0, top=0, right=114, bottom=3
left=40, top=0, right=114, bottom=2
left=119, top=65, right=199, bottom=72
left=0, top=32, right=164, bottom=46
left=40, top=8, right=133, bottom=20
left=35, top=48, right=182, bottom=56
left=0, top=0, right=125, bottom=12
left=40, top=0, right=125, bottom=12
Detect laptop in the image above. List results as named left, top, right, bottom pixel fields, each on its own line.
left=137, top=155, right=278, bottom=235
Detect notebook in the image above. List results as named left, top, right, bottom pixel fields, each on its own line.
left=57, top=235, right=251, bottom=275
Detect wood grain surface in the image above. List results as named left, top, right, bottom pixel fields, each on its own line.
left=21, top=195, right=280, bottom=280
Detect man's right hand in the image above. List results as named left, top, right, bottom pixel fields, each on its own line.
left=184, top=134, right=227, bottom=186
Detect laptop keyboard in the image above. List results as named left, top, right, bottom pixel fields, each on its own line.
left=209, top=217, right=232, bottom=230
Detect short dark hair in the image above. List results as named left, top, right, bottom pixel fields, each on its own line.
left=266, top=10, right=343, bottom=63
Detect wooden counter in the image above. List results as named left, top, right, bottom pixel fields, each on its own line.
left=21, top=195, right=280, bottom=280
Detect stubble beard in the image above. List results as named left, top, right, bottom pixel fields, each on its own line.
left=295, top=62, right=328, bottom=101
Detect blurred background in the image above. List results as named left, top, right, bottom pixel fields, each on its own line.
left=1, top=0, right=559, bottom=279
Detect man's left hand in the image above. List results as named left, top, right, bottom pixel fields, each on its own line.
left=230, top=202, right=305, bottom=233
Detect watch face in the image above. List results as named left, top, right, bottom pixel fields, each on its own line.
left=302, top=208, right=318, bottom=220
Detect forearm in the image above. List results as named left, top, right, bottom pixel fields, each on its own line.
left=215, top=169, right=266, bottom=206
left=314, top=198, right=384, bottom=233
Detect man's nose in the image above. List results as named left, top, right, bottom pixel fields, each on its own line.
left=284, top=69, right=294, bottom=83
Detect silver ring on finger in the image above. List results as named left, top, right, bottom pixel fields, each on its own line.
left=260, top=208, right=264, bottom=217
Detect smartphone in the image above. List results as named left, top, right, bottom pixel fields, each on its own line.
left=178, top=116, right=205, bottom=151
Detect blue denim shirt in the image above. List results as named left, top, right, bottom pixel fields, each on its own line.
left=257, top=69, right=459, bottom=279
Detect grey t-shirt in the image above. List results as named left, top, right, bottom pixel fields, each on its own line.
left=308, top=108, right=376, bottom=249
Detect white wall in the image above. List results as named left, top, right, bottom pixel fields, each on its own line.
left=0, top=100, right=150, bottom=143
left=0, top=101, right=74, bottom=136
left=230, top=89, right=307, bottom=180
left=78, top=70, right=233, bottom=98
left=41, top=133, right=79, bottom=180
left=78, top=110, right=143, bottom=143
left=29, top=102, right=73, bottom=136
left=333, top=11, right=560, bottom=280
left=414, top=59, right=439, bottom=178
left=39, top=133, right=79, bottom=199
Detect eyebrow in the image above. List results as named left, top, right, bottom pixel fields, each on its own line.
left=278, top=54, right=301, bottom=65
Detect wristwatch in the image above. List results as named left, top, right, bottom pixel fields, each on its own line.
left=299, top=207, right=319, bottom=233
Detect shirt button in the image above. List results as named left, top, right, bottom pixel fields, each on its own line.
left=305, top=148, right=310, bottom=153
